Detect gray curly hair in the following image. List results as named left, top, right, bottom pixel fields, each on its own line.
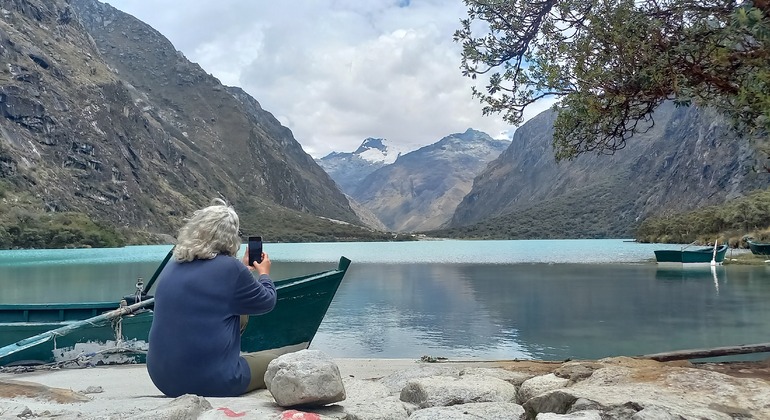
left=173, top=198, right=241, bottom=262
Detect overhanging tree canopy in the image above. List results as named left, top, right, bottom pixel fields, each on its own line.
left=454, top=0, right=770, bottom=160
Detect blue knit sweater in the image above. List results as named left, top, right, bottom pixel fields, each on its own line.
left=146, top=254, right=276, bottom=397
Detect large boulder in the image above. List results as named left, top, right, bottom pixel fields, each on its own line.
left=265, top=350, right=346, bottom=408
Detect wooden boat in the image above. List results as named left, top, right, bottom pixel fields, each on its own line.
left=654, top=244, right=728, bottom=266
left=746, top=239, right=770, bottom=256
left=0, top=256, right=351, bottom=367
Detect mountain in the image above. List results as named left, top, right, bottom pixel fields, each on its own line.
left=7, top=0, right=761, bottom=245
left=350, top=129, right=510, bottom=232
left=0, top=0, right=367, bottom=246
left=316, top=137, right=406, bottom=194
left=444, top=103, right=770, bottom=238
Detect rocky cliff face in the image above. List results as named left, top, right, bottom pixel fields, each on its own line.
left=0, top=0, right=358, bottom=239
left=450, top=103, right=769, bottom=237
left=351, top=129, right=510, bottom=232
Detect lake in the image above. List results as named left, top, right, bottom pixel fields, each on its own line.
left=1, top=239, right=768, bottom=361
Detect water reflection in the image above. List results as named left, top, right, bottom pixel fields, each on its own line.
left=312, top=263, right=770, bottom=360
left=654, top=266, right=724, bottom=294
left=311, top=263, right=533, bottom=359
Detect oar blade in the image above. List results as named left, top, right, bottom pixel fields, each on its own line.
left=0, top=335, right=53, bottom=359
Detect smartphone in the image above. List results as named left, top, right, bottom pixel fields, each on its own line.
left=248, top=236, right=263, bottom=265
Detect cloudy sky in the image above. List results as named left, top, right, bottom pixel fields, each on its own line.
left=105, top=0, right=551, bottom=158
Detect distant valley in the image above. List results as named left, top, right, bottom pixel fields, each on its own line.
left=318, top=129, right=510, bottom=232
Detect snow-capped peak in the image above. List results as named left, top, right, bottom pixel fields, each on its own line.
left=353, top=138, right=405, bottom=164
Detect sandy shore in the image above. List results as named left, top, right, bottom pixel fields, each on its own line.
left=0, top=359, right=510, bottom=419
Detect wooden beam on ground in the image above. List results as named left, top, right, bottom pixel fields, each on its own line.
left=641, top=343, right=770, bottom=362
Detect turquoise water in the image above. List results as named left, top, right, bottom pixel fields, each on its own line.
left=0, top=239, right=712, bottom=266
left=1, top=240, right=768, bottom=361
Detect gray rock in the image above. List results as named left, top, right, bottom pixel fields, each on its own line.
left=630, top=405, right=685, bottom=420
left=344, top=396, right=409, bottom=420
left=523, top=361, right=770, bottom=419
left=459, top=367, right=532, bottom=387
left=380, top=364, right=464, bottom=395
left=400, top=374, right=518, bottom=409
left=265, top=349, right=346, bottom=408
left=125, top=394, right=212, bottom=420
left=343, top=377, right=391, bottom=402
left=79, top=385, right=104, bottom=394
left=568, top=398, right=602, bottom=412
left=524, top=390, right=578, bottom=416
left=341, top=378, right=409, bottom=420
left=537, top=410, right=602, bottom=420
left=518, top=373, right=570, bottom=402
left=408, top=402, right=525, bottom=419
left=553, top=362, right=602, bottom=382
left=0, top=402, right=32, bottom=419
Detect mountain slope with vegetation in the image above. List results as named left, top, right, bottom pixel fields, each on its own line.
left=0, top=0, right=393, bottom=248
left=440, top=104, right=769, bottom=239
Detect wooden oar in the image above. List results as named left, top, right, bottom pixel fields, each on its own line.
left=0, top=298, right=155, bottom=361
left=141, top=248, right=174, bottom=295
left=641, top=342, right=770, bottom=362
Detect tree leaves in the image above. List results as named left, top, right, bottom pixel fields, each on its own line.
left=456, top=0, right=770, bottom=160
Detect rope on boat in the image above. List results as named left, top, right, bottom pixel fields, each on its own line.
left=112, top=299, right=127, bottom=348
left=0, top=301, right=147, bottom=374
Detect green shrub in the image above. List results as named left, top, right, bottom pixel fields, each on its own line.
left=0, top=212, right=127, bottom=249
left=634, top=188, right=770, bottom=244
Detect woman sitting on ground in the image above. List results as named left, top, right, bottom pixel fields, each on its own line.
left=146, top=198, right=278, bottom=397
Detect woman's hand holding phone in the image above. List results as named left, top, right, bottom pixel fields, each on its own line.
left=252, top=251, right=271, bottom=276
left=242, top=246, right=271, bottom=276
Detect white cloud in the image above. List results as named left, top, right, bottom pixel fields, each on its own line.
left=105, top=0, right=544, bottom=158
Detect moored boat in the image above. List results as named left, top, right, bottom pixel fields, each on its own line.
left=654, top=244, right=728, bottom=266
left=0, top=256, right=351, bottom=367
left=746, top=239, right=770, bottom=256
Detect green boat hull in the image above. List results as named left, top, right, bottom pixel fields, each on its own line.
left=747, top=240, right=770, bottom=256
left=654, top=245, right=728, bottom=265
left=0, top=257, right=350, bottom=366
